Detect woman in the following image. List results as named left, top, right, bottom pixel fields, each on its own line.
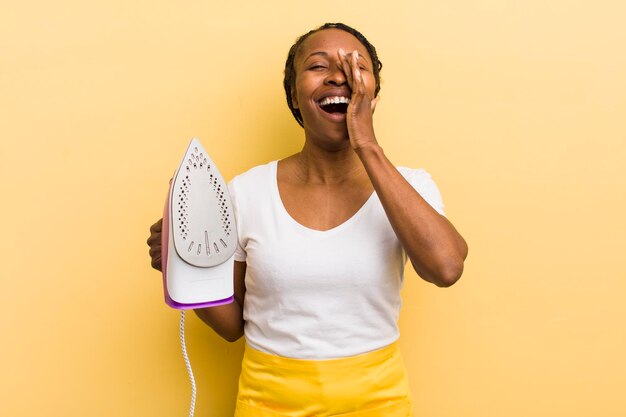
left=148, top=22, right=468, bottom=417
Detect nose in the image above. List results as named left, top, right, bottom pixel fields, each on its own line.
left=325, top=62, right=347, bottom=86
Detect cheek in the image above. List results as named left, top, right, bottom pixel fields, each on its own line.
left=294, top=77, right=317, bottom=104
left=293, top=78, right=305, bottom=100
left=363, top=74, right=377, bottom=97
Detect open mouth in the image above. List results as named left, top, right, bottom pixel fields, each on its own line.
left=318, top=96, right=350, bottom=114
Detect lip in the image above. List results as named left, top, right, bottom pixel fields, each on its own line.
left=314, top=89, right=351, bottom=123
left=315, top=88, right=352, bottom=103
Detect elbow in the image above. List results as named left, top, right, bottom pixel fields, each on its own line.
left=213, top=320, right=245, bottom=343
left=413, top=255, right=465, bottom=288
left=435, top=240, right=468, bottom=287
left=221, top=324, right=245, bottom=343
left=220, top=326, right=245, bottom=343
left=411, top=236, right=468, bottom=288
left=223, top=332, right=244, bottom=343
left=433, top=262, right=464, bottom=287
left=193, top=308, right=245, bottom=343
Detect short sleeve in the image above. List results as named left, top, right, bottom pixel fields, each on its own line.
left=397, top=167, right=446, bottom=216
left=227, top=178, right=247, bottom=262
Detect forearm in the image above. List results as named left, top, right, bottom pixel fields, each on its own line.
left=194, top=301, right=244, bottom=342
left=355, top=143, right=468, bottom=287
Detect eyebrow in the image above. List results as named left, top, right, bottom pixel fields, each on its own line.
left=304, top=50, right=370, bottom=64
left=304, top=51, right=329, bottom=61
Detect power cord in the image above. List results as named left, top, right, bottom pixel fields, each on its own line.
left=179, top=310, right=197, bottom=417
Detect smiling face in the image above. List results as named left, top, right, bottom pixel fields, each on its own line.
left=291, top=29, right=377, bottom=147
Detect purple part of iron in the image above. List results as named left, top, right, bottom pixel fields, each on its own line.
left=164, top=292, right=234, bottom=310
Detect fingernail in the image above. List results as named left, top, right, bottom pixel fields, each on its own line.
left=339, top=48, right=346, bottom=57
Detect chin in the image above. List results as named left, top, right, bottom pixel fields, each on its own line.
left=304, top=123, right=350, bottom=149
left=327, top=125, right=350, bottom=142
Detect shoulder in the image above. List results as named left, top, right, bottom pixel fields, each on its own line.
left=396, top=167, right=446, bottom=216
left=228, top=161, right=276, bottom=191
left=396, top=167, right=440, bottom=193
left=396, top=166, right=432, bottom=183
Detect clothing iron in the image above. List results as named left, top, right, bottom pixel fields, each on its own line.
left=161, top=138, right=236, bottom=309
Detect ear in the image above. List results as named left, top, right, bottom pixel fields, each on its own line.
left=291, top=87, right=299, bottom=109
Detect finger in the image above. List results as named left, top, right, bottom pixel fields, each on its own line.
left=150, top=218, right=163, bottom=233
left=371, top=96, right=379, bottom=113
left=352, top=50, right=361, bottom=84
left=352, top=50, right=365, bottom=93
left=147, top=218, right=163, bottom=245
left=147, top=233, right=161, bottom=246
left=337, top=48, right=354, bottom=90
left=149, top=244, right=161, bottom=258
left=151, top=255, right=162, bottom=272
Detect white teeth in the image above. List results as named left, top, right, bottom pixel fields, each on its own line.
left=319, top=96, right=350, bottom=106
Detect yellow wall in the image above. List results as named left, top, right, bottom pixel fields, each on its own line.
left=2, top=1, right=625, bottom=416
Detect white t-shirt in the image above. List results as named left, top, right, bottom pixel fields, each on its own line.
left=228, top=161, right=445, bottom=359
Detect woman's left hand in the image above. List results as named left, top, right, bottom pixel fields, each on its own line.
left=338, top=48, right=379, bottom=150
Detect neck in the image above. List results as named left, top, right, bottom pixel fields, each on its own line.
left=294, top=141, right=365, bottom=185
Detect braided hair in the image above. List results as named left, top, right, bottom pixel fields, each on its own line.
left=283, top=23, right=383, bottom=127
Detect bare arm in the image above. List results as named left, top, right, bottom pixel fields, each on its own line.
left=357, top=146, right=467, bottom=287
left=338, top=49, right=468, bottom=287
left=193, top=261, right=246, bottom=342
left=147, top=218, right=246, bottom=341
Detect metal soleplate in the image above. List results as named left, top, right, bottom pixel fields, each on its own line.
left=170, top=138, right=236, bottom=267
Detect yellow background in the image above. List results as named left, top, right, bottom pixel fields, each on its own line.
left=1, top=1, right=625, bottom=416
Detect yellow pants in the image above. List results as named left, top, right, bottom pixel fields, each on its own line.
left=234, top=342, right=413, bottom=417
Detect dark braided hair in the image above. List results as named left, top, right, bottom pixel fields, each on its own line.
left=283, top=23, right=383, bottom=127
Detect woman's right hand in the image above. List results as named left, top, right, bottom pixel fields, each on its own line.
left=147, top=218, right=163, bottom=271
left=147, top=215, right=246, bottom=341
